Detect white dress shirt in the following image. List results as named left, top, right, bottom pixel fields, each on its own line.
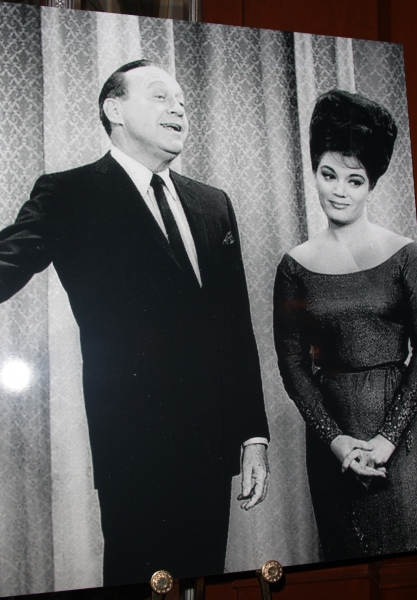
left=111, top=146, right=201, bottom=286
left=110, top=146, right=267, bottom=449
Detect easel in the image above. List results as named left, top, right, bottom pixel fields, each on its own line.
left=149, top=561, right=283, bottom=600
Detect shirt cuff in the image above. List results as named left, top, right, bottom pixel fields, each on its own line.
left=242, top=437, right=269, bottom=447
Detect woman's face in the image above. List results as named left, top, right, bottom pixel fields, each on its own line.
left=316, top=151, right=370, bottom=225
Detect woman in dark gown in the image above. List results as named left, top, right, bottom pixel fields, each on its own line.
left=274, top=90, right=417, bottom=560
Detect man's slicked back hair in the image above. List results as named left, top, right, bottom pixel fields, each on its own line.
left=99, top=59, right=157, bottom=136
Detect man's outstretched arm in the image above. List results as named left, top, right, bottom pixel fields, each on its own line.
left=0, top=175, right=56, bottom=302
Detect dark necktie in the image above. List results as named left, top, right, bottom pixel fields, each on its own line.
left=150, top=174, right=196, bottom=280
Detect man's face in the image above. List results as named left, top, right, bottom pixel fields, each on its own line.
left=115, top=66, right=189, bottom=167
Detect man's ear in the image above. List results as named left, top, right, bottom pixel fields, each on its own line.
left=103, top=98, right=124, bottom=128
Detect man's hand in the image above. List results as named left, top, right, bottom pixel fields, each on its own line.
left=237, top=443, right=269, bottom=510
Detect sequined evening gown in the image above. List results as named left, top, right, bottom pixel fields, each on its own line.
left=274, top=242, right=417, bottom=560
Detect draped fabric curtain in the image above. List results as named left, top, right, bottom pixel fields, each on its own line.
left=0, top=4, right=415, bottom=595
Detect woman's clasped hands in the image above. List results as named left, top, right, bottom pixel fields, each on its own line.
left=330, top=434, right=396, bottom=480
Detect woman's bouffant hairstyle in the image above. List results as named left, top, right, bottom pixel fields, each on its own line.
left=310, top=89, right=398, bottom=189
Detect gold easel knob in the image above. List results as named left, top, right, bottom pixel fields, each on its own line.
left=150, top=570, right=174, bottom=595
left=261, top=560, right=283, bottom=583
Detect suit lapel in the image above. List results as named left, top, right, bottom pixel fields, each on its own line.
left=95, top=153, right=179, bottom=265
left=170, top=171, right=210, bottom=283
left=95, top=154, right=208, bottom=284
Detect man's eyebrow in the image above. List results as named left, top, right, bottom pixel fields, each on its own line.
left=144, top=78, right=169, bottom=86
left=142, top=78, right=184, bottom=98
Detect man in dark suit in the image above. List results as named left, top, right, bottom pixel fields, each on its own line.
left=0, top=60, right=269, bottom=585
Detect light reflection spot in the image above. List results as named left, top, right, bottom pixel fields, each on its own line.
left=0, top=359, right=32, bottom=391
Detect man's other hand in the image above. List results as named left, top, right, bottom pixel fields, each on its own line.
left=237, top=443, right=269, bottom=510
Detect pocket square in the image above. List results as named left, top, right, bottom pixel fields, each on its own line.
left=223, top=231, right=235, bottom=245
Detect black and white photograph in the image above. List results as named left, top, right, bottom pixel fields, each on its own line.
left=0, top=2, right=416, bottom=596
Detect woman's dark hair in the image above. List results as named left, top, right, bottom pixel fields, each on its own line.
left=99, top=59, right=156, bottom=136
left=310, top=89, right=397, bottom=189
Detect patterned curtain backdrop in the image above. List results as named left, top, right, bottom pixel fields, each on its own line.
left=0, top=5, right=53, bottom=597
left=0, top=3, right=415, bottom=595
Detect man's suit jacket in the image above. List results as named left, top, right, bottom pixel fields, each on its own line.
left=0, top=152, right=269, bottom=580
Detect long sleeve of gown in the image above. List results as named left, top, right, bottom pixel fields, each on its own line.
left=273, top=255, right=342, bottom=445
left=378, top=243, right=417, bottom=447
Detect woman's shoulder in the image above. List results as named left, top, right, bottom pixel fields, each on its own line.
left=371, top=225, right=414, bottom=252
left=283, top=227, right=416, bottom=274
left=369, top=225, right=415, bottom=263
left=286, top=236, right=326, bottom=271
left=276, top=242, right=311, bottom=278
